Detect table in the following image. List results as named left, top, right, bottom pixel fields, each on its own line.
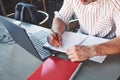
left=0, top=16, right=120, bottom=80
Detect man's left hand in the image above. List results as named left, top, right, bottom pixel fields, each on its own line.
left=66, top=45, right=96, bottom=62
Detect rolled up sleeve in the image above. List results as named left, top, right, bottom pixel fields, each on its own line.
left=54, top=0, right=74, bottom=24
left=112, top=0, right=120, bottom=37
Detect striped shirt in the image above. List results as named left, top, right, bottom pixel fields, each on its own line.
left=54, top=0, right=120, bottom=39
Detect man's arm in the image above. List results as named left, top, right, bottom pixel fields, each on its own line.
left=47, top=0, right=74, bottom=46
left=66, top=37, right=120, bottom=62
left=95, top=0, right=120, bottom=55
left=93, top=36, right=120, bottom=56
left=51, top=17, right=66, bottom=34
left=51, top=0, right=74, bottom=34
left=47, top=17, right=66, bottom=47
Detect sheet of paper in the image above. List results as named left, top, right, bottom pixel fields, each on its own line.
left=44, top=31, right=110, bottom=63
left=81, top=35, right=109, bottom=63
left=44, top=32, right=88, bottom=53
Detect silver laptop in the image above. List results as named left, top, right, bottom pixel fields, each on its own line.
left=0, top=16, right=52, bottom=60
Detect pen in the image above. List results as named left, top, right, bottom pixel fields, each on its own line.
left=51, top=29, right=62, bottom=47
left=78, top=35, right=89, bottom=45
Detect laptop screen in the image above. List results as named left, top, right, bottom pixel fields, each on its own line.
left=0, top=16, right=46, bottom=60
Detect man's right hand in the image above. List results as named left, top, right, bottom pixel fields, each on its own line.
left=47, top=33, right=62, bottom=47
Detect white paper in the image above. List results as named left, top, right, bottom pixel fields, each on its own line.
left=44, top=32, right=88, bottom=52
left=44, top=31, right=110, bottom=63
left=81, top=35, right=109, bottom=63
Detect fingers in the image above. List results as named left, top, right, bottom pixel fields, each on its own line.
left=67, top=52, right=80, bottom=62
left=47, top=33, right=62, bottom=47
left=66, top=47, right=78, bottom=62
left=66, top=45, right=89, bottom=62
left=71, top=58, right=79, bottom=62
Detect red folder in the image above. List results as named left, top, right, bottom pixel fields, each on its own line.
left=27, top=56, right=82, bottom=80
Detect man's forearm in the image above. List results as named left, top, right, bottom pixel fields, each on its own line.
left=51, top=18, right=66, bottom=34
left=93, top=37, right=120, bottom=56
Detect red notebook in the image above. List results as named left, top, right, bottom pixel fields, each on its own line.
left=27, top=56, right=82, bottom=80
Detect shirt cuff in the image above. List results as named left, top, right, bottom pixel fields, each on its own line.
left=54, top=11, right=69, bottom=24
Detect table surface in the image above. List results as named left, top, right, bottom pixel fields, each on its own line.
left=0, top=16, right=120, bottom=80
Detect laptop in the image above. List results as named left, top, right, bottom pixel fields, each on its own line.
left=0, top=16, right=52, bottom=60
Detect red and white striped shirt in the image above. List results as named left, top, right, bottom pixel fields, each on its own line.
left=55, top=0, right=120, bottom=39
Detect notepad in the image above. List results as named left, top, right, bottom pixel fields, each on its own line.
left=27, top=56, right=82, bottom=80
left=44, top=31, right=110, bottom=63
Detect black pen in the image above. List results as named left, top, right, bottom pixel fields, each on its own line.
left=51, top=29, right=62, bottom=47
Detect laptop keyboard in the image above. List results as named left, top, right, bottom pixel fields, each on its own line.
left=28, top=31, right=52, bottom=60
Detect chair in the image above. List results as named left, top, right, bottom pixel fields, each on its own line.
left=7, top=10, right=49, bottom=28
left=37, top=10, right=49, bottom=27
left=0, top=0, right=6, bottom=16
left=32, top=0, right=59, bottom=12
left=37, top=0, right=46, bottom=12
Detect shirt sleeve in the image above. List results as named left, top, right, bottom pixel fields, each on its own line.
left=112, top=0, right=120, bottom=37
left=54, top=0, right=74, bottom=24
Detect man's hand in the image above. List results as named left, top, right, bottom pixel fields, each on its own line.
left=66, top=45, right=96, bottom=62
left=47, top=33, right=62, bottom=47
